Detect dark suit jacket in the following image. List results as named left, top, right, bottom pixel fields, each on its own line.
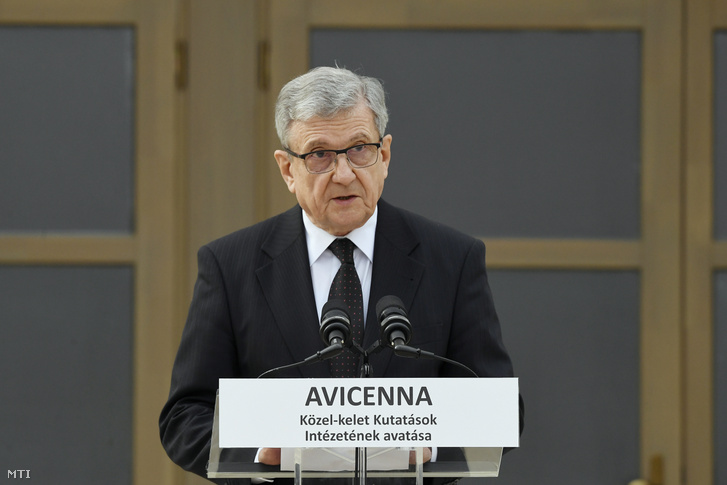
left=159, top=199, right=518, bottom=482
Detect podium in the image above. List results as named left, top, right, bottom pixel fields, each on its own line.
left=208, top=377, right=518, bottom=484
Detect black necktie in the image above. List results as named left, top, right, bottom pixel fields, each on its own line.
left=328, top=238, right=364, bottom=377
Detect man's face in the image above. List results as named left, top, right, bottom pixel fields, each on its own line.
left=275, top=102, right=392, bottom=236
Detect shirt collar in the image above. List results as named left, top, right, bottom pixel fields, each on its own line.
left=302, top=207, right=378, bottom=267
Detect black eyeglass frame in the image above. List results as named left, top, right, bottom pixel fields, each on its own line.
left=284, top=137, right=384, bottom=174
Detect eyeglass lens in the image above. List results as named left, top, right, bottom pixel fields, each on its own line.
left=306, top=145, right=379, bottom=173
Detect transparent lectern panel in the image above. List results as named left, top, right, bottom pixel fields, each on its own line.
left=0, top=266, right=133, bottom=485
left=715, top=32, right=727, bottom=240
left=0, top=26, right=135, bottom=233
left=484, top=270, right=640, bottom=485
left=311, top=30, right=641, bottom=239
left=715, top=272, right=727, bottom=485
left=208, top=391, right=504, bottom=482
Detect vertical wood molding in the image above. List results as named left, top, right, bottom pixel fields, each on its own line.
left=265, top=0, right=309, bottom=219
left=185, top=0, right=259, bottom=286
left=133, top=0, right=181, bottom=484
left=255, top=0, right=275, bottom=223
left=180, top=3, right=260, bottom=481
left=684, top=0, right=717, bottom=483
left=639, top=0, right=684, bottom=482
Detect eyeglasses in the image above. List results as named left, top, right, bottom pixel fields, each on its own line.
left=284, top=138, right=383, bottom=174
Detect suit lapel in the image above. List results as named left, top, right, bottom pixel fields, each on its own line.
left=256, top=206, right=329, bottom=378
left=364, top=200, right=425, bottom=376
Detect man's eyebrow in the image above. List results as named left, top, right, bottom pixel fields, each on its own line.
left=303, top=133, right=374, bottom=151
left=343, top=133, right=376, bottom=146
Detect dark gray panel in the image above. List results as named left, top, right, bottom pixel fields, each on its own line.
left=311, top=30, right=641, bottom=239
left=475, top=270, right=640, bottom=485
left=715, top=273, right=727, bottom=485
left=0, top=27, right=135, bottom=233
left=715, top=32, right=727, bottom=240
left=0, top=266, right=133, bottom=484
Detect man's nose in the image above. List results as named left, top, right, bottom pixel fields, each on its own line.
left=331, top=153, right=356, bottom=182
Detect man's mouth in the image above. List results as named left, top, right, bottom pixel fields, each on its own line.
left=334, top=196, right=355, bottom=201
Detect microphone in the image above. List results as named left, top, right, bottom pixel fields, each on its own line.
left=375, top=295, right=479, bottom=377
left=319, top=299, right=352, bottom=348
left=376, top=295, right=412, bottom=348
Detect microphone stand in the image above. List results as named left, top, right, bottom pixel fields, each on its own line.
left=350, top=341, right=369, bottom=485
left=350, top=339, right=388, bottom=485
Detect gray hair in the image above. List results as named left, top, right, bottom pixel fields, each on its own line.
left=274, top=66, right=389, bottom=147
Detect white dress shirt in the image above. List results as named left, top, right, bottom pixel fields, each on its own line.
left=302, top=207, right=377, bottom=324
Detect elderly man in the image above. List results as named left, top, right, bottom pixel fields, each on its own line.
left=160, top=66, right=519, bottom=483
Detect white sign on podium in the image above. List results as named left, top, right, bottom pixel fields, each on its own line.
left=208, top=377, right=518, bottom=482
left=219, top=377, right=519, bottom=448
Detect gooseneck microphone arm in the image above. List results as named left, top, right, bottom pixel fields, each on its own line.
left=390, top=344, right=479, bottom=377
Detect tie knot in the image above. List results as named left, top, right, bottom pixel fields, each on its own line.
left=329, top=238, right=355, bottom=264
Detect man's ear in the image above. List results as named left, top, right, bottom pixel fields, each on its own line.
left=380, top=133, right=392, bottom=174
left=274, top=150, right=296, bottom=194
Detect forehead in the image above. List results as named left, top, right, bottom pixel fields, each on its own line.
left=288, top=103, right=378, bottom=151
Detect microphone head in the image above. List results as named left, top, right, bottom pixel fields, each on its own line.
left=376, top=295, right=406, bottom=320
left=320, top=299, right=352, bottom=347
left=323, top=298, right=349, bottom=318
left=376, top=295, right=412, bottom=346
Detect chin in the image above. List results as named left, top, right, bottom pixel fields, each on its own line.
left=327, top=210, right=367, bottom=233
left=328, top=218, right=365, bottom=236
